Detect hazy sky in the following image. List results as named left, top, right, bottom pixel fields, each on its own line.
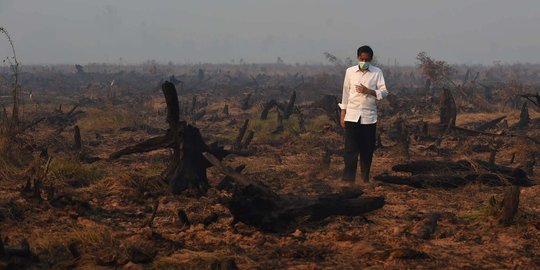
left=1, top=0, right=539, bottom=65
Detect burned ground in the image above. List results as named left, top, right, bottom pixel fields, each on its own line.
left=1, top=62, right=539, bottom=269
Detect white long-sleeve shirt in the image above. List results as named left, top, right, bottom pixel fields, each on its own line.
left=338, top=64, right=388, bottom=124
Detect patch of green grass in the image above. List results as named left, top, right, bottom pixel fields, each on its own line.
left=457, top=196, right=499, bottom=221
left=48, top=157, right=106, bottom=183
left=76, top=107, right=145, bottom=130
left=304, top=114, right=335, bottom=131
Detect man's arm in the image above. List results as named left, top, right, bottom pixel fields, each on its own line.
left=374, top=72, right=388, bottom=100
left=340, top=109, right=346, bottom=128
left=357, top=72, right=388, bottom=99
left=339, top=69, right=350, bottom=128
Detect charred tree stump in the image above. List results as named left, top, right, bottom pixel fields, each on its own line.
left=375, top=133, right=384, bottom=149
left=272, top=111, right=284, bottom=134
left=516, top=102, right=530, bottom=128
left=177, top=209, right=191, bottom=228
left=0, top=237, right=36, bottom=260
left=440, top=87, right=456, bottom=127
left=190, top=96, right=197, bottom=114
left=510, top=153, right=516, bottom=164
left=203, top=153, right=385, bottom=233
left=523, top=152, right=536, bottom=176
left=283, top=91, right=296, bottom=119
left=424, top=79, right=431, bottom=93
left=192, top=110, right=206, bottom=122
left=73, top=125, right=81, bottom=150
left=315, top=95, right=340, bottom=126
left=109, top=82, right=228, bottom=195
left=243, top=131, right=254, bottom=149
left=261, top=99, right=278, bottom=120
left=498, top=186, right=520, bottom=226
left=222, top=104, right=229, bottom=117
left=233, top=119, right=249, bottom=151
left=390, top=118, right=410, bottom=160
left=298, top=110, right=306, bottom=133
left=412, top=212, right=441, bottom=239
left=240, top=93, right=252, bottom=111
left=321, top=147, right=331, bottom=169
left=422, top=121, right=429, bottom=137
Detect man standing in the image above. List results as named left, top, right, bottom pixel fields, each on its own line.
left=339, top=45, right=388, bottom=182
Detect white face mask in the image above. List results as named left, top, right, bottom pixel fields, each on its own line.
left=358, top=61, right=370, bottom=70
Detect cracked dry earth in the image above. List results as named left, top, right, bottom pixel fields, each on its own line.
left=1, top=103, right=539, bottom=270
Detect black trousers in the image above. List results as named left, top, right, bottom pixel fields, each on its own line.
left=343, top=121, right=377, bottom=182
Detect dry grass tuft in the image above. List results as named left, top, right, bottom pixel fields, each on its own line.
left=0, top=133, right=33, bottom=180
left=150, top=250, right=248, bottom=270
left=31, top=220, right=124, bottom=267
left=84, top=171, right=166, bottom=199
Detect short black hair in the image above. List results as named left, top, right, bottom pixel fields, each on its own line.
left=357, top=45, right=374, bottom=59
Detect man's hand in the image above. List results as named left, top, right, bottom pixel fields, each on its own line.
left=356, top=84, right=375, bottom=96
left=340, top=110, right=346, bottom=128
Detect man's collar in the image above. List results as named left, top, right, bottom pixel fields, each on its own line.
left=356, top=66, right=371, bottom=73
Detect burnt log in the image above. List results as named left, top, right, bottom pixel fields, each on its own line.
left=109, top=134, right=174, bottom=159
left=391, top=160, right=472, bottom=175
left=376, top=173, right=514, bottom=188
left=374, top=174, right=467, bottom=188
left=475, top=116, right=506, bottom=131
left=450, top=125, right=540, bottom=146
left=392, top=159, right=534, bottom=186
left=203, top=153, right=384, bottom=233
left=217, top=165, right=246, bottom=191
